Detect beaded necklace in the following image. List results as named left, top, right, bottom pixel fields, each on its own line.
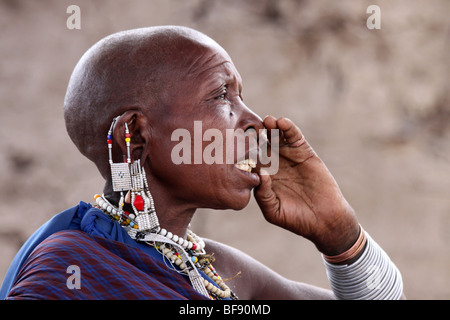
left=94, top=194, right=237, bottom=300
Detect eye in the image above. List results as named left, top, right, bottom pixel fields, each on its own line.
left=215, top=90, right=227, bottom=100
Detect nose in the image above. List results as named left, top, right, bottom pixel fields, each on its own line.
left=236, top=101, right=264, bottom=133
left=233, top=102, right=267, bottom=159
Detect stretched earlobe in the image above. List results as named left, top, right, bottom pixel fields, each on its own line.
left=103, top=113, right=160, bottom=233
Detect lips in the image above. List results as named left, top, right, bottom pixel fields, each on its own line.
left=233, top=157, right=260, bottom=187
left=229, top=139, right=262, bottom=187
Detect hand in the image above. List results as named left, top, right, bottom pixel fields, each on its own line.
left=254, top=116, right=360, bottom=256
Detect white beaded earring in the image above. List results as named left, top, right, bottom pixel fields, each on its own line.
left=107, top=116, right=160, bottom=233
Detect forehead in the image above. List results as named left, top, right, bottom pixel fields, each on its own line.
left=159, top=50, right=241, bottom=116
left=183, top=41, right=238, bottom=77
left=182, top=45, right=242, bottom=92
left=151, top=34, right=242, bottom=111
left=197, top=61, right=242, bottom=93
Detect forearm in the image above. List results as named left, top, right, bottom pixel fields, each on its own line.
left=322, top=228, right=404, bottom=300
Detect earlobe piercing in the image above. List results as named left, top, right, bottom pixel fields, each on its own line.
left=105, top=115, right=160, bottom=233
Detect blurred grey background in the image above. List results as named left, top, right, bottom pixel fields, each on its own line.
left=0, top=0, right=449, bottom=299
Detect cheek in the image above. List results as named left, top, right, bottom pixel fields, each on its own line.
left=150, top=156, right=252, bottom=209
left=146, top=119, right=251, bottom=208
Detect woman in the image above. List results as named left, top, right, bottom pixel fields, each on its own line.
left=1, top=26, right=403, bottom=300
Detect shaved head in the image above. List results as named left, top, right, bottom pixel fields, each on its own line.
left=64, top=26, right=225, bottom=178
left=64, top=25, right=262, bottom=212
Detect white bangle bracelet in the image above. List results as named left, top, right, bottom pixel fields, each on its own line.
left=322, top=231, right=403, bottom=300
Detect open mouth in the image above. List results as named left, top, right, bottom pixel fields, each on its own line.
left=234, top=158, right=257, bottom=173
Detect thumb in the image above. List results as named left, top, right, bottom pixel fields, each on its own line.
left=254, top=169, right=280, bottom=217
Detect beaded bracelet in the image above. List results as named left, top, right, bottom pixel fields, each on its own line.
left=323, top=225, right=367, bottom=264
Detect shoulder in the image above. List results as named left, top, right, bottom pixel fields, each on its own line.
left=6, top=230, right=99, bottom=299
left=38, top=229, right=94, bottom=248
left=8, top=230, right=204, bottom=300
left=27, top=230, right=108, bottom=265
left=19, top=230, right=92, bottom=265
left=7, top=230, right=144, bottom=300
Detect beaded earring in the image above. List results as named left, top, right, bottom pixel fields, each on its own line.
left=108, top=116, right=129, bottom=219
left=100, top=117, right=237, bottom=300
left=107, top=116, right=160, bottom=233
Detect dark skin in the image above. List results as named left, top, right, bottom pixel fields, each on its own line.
left=65, top=27, right=402, bottom=299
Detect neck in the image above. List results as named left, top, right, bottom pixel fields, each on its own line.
left=103, top=179, right=197, bottom=239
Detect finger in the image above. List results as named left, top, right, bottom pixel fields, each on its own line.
left=263, top=115, right=277, bottom=130
left=276, top=117, right=306, bottom=147
left=263, top=115, right=281, bottom=145
left=254, top=170, right=280, bottom=218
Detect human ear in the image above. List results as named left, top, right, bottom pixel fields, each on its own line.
left=111, top=110, right=152, bottom=164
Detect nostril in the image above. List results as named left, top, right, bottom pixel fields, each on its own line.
left=244, top=126, right=258, bottom=143
left=244, top=126, right=256, bottom=134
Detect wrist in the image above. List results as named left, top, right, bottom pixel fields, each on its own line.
left=322, top=231, right=404, bottom=300
left=322, top=224, right=366, bottom=265
left=315, top=213, right=360, bottom=257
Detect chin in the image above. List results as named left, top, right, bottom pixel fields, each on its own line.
left=224, top=189, right=253, bottom=211
left=201, top=189, right=252, bottom=211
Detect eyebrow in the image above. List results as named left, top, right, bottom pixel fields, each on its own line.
left=201, top=81, right=226, bottom=102
left=210, top=83, right=227, bottom=96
